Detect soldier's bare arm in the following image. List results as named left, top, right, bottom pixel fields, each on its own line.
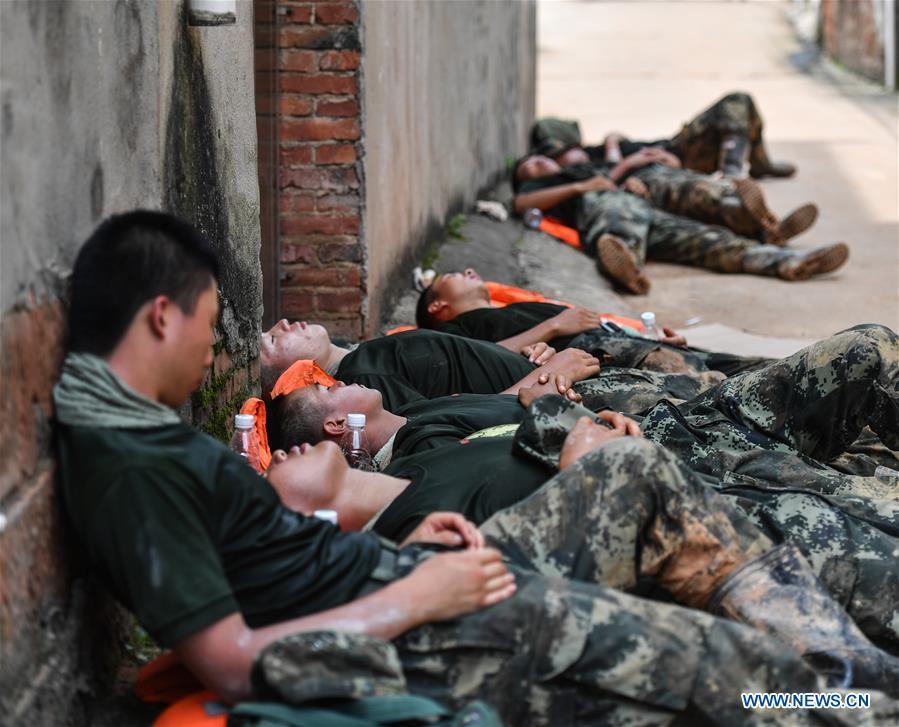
left=174, top=549, right=515, bottom=704
left=513, top=176, right=615, bottom=214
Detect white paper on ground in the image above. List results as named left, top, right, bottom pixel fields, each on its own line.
left=675, top=323, right=816, bottom=359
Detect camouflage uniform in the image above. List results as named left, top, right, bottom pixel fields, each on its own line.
left=666, top=92, right=764, bottom=174
left=392, top=439, right=859, bottom=726
left=513, top=324, right=899, bottom=652
left=630, top=162, right=764, bottom=238
left=580, top=189, right=805, bottom=279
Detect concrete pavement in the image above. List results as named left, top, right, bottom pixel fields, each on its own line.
left=537, top=0, right=898, bottom=339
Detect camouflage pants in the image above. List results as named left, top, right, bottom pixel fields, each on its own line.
left=572, top=368, right=712, bottom=413
left=631, top=162, right=763, bottom=238
left=568, top=327, right=771, bottom=379
left=394, top=440, right=841, bottom=726
left=513, top=325, right=899, bottom=651
left=667, top=91, right=764, bottom=174
left=580, top=189, right=801, bottom=277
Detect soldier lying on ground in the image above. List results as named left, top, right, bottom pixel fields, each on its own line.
left=417, top=267, right=769, bottom=376
left=551, top=144, right=818, bottom=245
left=55, top=211, right=899, bottom=724
left=512, top=153, right=847, bottom=293
left=270, top=324, right=899, bottom=652
left=259, top=318, right=600, bottom=411
left=531, top=91, right=797, bottom=179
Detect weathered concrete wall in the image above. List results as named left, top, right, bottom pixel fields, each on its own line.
left=360, top=0, right=536, bottom=335
left=0, top=1, right=261, bottom=722
left=820, top=0, right=886, bottom=82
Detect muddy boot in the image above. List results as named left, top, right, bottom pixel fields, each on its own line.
left=734, top=177, right=781, bottom=240
left=718, top=133, right=750, bottom=177
left=596, top=234, right=651, bottom=294
left=709, top=544, right=899, bottom=695
left=770, top=202, right=819, bottom=245
left=778, top=243, right=849, bottom=280
left=749, top=142, right=797, bottom=178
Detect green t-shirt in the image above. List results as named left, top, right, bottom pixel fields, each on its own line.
left=436, top=302, right=578, bottom=350
left=334, top=330, right=535, bottom=412
left=376, top=438, right=549, bottom=543
left=393, top=394, right=526, bottom=459
left=56, top=422, right=382, bottom=647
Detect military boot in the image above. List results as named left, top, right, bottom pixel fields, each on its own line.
left=749, top=142, right=797, bottom=178
left=709, top=544, right=899, bottom=696
left=718, top=133, right=750, bottom=177
left=771, top=203, right=819, bottom=245
left=777, top=243, right=849, bottom=280
left=595, top=234, right=650, bottom=295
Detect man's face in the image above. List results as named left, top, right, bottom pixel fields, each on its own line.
left=556, top=147, right=590, bottom=167
left=160, top=280, right=219, bottom=408
left=516, top=155, right=562, bottom=181
left=260, top=319, right=331, bottom=370
left=266, top=441, right=348, bottom=514
left=289, top=380, right=384, bottom=436
left=430, top=268, right=487, bottom=310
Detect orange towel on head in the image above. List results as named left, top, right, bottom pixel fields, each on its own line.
left=484, top=281, right=573, bottom=309
left=135, top=652, right=205, bottom=705
left=270, top=360, right=335, bottom=399
left=152, top=690, right=226, bottom=727
left=240, top=398, right=272, bottom=473
left=539, top=217, right=582, bottom=249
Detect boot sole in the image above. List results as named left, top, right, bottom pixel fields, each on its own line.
left=775, top=203, right=818, bottom=243
left=734, top=178, right=780, bottom=241
left=779, top=243, right=849, bottom=281
left=596, top=234, right=650, bottom=295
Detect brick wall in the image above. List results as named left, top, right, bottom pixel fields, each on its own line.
left=277, top=0, right=365, bottom=340
left=821, top=0, right=885, bottom=82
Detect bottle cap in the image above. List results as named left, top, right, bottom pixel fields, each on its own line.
left=346, top=413, right=366, bottom=428
left=234, top=413, right=254, bottom=429
left=314, top=509, right=338, bottom=525
left=640, top=312, right=656, bottom=326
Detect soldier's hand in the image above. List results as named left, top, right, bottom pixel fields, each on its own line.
left=400, top=512, right=485, bottom=550
left=538, top=347, right=600, bottom=383
left=659, top=326, right=688, bottom=347
left=518, top=373, right=582, bottom=408
left=622, top=177, right=650, bottom=199
left=559, top=414, right=640, bottom=470
left=596, top=409, right=643, bottom=437
left=405, top=549, right=516, bottom=621
left=577, top=175, right=618, bottom=194
left=521, top=341, right=556, bottom=365
left=548, top=306, right=603, bottom=336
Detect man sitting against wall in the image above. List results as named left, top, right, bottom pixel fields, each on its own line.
left=52, top=211, right=899, bottom=722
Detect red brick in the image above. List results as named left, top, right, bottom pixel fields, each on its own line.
left=280, top=166, right=359, bottom=191
left=279, top=144, right=314, bottom=165
left=316, top=98, right=359, bottom=118
left=315, top=143, right=357, bottom=164
left=279, top=26, right=360, bottom=51
left=315, top=2, right=359, bottom=25
left=281, top=265, right=361, bottom=287
left=281, top=242, right=319, bottom=264
left=317, top=287, right=362, bottom=313
left=279, top=3, right=314, bottom=24
left=318, top=242, right=362, bottom=263
left=318, top=50, right=360, bottom=71
left=280, top=73, right=357, bottom=95
left=279, top=94, right=314, bottom=117
left=316, top=193, right=360, bottom=212
left=281, top=214, right=360, bottom=236
left=279, top=193, right=317, bottom=214
left=280, top=49, right=317, bottom=73
left=280, top=117, right=360, bottom=141
left=281, top=290, right=317, bottom=315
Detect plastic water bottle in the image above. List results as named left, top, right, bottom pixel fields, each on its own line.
left=230, top=414, right=261, bottom=471
left=340, top=413, right=373, bottom=471
left=641, top=311, right=661, bottom=340
left=314, top=509, right=339, bottom=526
left=523, top=208, right=543, bottom=229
